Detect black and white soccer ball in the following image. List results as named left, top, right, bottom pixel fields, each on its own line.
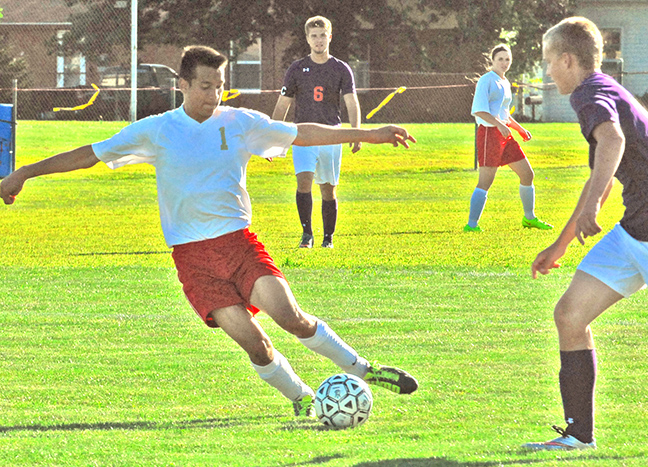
left=314, top=373, right=373, bottom=428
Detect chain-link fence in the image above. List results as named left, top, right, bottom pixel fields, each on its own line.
left=1, top=1, right=647, bottom=124
left=0, top=0, right=182, bottom=121
left=0, top=1, right=514, bottom=124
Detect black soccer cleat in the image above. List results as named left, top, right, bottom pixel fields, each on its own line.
left=364, top=362, right=419, bottom=394
left=298, top=233, right=314, bottom=248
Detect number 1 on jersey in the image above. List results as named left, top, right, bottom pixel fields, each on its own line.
left=219, top=126, right=229, bottom=150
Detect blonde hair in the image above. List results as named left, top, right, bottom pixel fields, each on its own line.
left=543, top=17, right=603, bottom=71
left=305, top=16, right=332, bottom=35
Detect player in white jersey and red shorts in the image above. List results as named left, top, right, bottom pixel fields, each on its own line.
left=1, top=45, right=418, bottom=418
left=465, top=43, right=553, bottom=233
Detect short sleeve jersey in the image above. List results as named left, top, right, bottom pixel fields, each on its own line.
left=92, top=106, right=298, bottom=247
left=280, top=55, right=356, bottom=125
left=570, top=72, right=648, bottom=241
left=471, top=70, right=512, bottom=126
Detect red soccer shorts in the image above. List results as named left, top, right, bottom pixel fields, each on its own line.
left=171, top=228, right=285, bottom=328
left=476, top=125, right=526, bottom=167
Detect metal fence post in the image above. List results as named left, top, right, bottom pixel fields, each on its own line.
left=12, top=78, right=17, bottom=172
left=170, top=78, right=176, bottom=109
left=12, top=79, right=17, bottom=122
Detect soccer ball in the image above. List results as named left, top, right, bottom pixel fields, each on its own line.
left=314, top=373, right=373, bottom=429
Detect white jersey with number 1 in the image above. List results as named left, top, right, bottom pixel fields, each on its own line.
left=92, top=106, right=298, bottom=247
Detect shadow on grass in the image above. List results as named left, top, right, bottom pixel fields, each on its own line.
left=74, top=250, right=169, bottom=256
left=283, top=454, right=346, bottom=466
left=0, top=416, right=267, bottom=433
left=351, top=454, right=647, bottom=467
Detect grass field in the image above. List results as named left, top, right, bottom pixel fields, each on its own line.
left=1, top=121, right=646, bottom=466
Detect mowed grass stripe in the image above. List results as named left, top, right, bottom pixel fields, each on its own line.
left=1, top=121, right=645, bottom=466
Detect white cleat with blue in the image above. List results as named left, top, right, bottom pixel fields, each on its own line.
left=522, top=425, right=596, bottom=451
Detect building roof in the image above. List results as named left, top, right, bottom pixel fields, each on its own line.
left=1, top=0, right=87, bottom=24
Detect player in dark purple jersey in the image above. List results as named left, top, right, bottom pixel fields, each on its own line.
left=523, top=17, right=648, bottom=451
left=272, top=16, right=362, bottom=249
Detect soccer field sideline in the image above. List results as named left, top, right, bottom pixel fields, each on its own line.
left=1, top=121, right=646, bottom=466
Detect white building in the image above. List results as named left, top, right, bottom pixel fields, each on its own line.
left=542, top=0, right=648, bottom=122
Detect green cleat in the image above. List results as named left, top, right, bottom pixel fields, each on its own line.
left=463, top=224, right=483, bottom=233
left=522, top=216, right=554, bottom=230
left=293, top=394, right=316, bottom=418
left=364, top=363, right=419, bottom=394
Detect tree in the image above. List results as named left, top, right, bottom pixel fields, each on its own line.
left=0, top=10, right=29, bottom=105
left=415, top=0, right=577, bottom=77
left=58, top=0, right=575, bottom=78
left=260, top=0, right=414, bottom=68
left=59, top=0, right=414, bottom=66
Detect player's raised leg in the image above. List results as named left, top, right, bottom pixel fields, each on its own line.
left=249, top=275, right=419, bottom=394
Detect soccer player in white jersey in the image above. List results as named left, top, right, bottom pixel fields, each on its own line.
left=0, top=46, right=418, bottom=417
left=465, top=44, right=552, bottom=233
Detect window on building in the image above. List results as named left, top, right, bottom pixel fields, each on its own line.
left=56, top=30, right=86, bottom=88
left=601, top=29, right=621, bottom=59
left=230, top=38, right=262, bottom=92
left=600, top=28, right=623, bottom=84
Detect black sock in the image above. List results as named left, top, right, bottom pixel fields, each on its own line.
left=559, top=349, right=597, bottom=443
left=296, top=191, right=312, bottom=235
left=322, top=199, right=337, bottom=242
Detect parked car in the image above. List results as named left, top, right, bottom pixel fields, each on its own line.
left=97, top=64, right=182, bottom=120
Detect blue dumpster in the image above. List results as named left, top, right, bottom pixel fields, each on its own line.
left=0, top=104, right=15, bottom=178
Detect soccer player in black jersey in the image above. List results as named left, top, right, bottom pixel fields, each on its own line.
left=272, top=16, right=362, bottom=249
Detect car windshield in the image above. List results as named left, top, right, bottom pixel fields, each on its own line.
left=100, top=68, right=155, bottom=87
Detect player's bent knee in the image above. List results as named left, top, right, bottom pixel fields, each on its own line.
left=247, top=338, right=274, bottom=366
left=522, top=175, right=534, bottom=186
left=282, top=313, right=317, bottom=338
left=553, top=296, right=587, bottom=334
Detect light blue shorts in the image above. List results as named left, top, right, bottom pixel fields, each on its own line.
left=578, top=223, right=648, bottom=298
left=292, top=143, right=343, bottom=186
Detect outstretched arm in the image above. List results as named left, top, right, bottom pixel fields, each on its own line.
left=531, top=121, right=623, bottom=278
left=1, top=145, right=100, bottom=205
left=293, top=123, right=416, bottom=149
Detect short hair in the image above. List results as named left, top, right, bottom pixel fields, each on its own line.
left=543, top=17, right=603, bottom=71
left=305, top=16, right=332, bottom=35
left=179, top=46, right=228, bottom=83
left=490, top=44, right=511, bottom=61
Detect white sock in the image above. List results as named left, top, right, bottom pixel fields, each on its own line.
left=251, top=350, right=313, bottom=402
left=299, top=320, right=370, bottom=379
left=520, top=184, right=536, bottom=219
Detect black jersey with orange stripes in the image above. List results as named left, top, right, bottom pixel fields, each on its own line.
left=280, top=55, right=356, bottom=125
